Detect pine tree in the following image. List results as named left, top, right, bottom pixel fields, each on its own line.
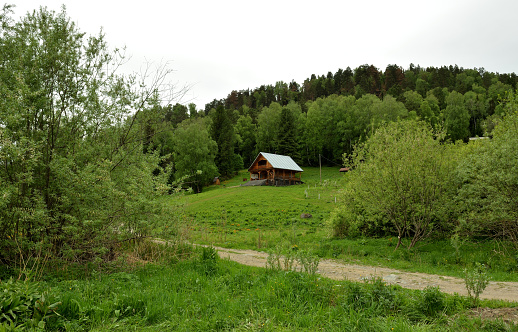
left=276, top=107, right=299, bottom=161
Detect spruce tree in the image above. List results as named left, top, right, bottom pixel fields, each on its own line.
left=276, top=107, right=299, bottom=161
left=211, top=105, right=236, bottom=178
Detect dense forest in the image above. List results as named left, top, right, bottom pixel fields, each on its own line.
left=156, top=63, right=517, bottom=187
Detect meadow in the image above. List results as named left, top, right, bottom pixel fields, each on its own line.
left=3, top=168, right=518, bottom=331
left=180, top=167, right=518, bottom=282
left=181, top=167, right=341, bottom=250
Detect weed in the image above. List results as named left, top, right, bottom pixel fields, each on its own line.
left=266, top=243, right=297, bottom=271
left=464, top=262, right=490, bottom=306
left=297, top=250, right=320, bottom=275
left=198, top=246, right=218, bottom=276
left=450, top=233, right=466, bottom=264
left=0, top=278, right=60, bottom=330
left=417, top=286, right=446, bottom=317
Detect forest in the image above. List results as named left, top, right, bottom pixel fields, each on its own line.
left=157, top=60, right=518, bottom=188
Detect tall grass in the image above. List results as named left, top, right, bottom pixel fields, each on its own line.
left=26, top=247, right=515, bottom=331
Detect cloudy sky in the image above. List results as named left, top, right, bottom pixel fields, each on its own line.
left=12, top=0, right=518, bottom=110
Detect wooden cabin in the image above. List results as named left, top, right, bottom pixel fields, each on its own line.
left=248, top=152, right=303, bottom=186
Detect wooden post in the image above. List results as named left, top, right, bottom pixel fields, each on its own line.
left=319, top=154, right=322, bottom=184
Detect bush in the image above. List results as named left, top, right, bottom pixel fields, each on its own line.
left=328, top=207, right=365, bottom=238
left=464, top=262, right=490, bottom=305
left=417, top=286, right=446, bottom=317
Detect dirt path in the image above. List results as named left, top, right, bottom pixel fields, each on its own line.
left=213, top=246, right=518, bottom=302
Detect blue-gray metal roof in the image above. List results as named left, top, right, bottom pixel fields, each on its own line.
left=253, top=152, right=303, bottom=172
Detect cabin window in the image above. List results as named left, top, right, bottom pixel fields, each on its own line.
left=258, top=160, right=267, bottom=166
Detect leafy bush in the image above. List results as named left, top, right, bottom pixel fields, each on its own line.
left=343, top=276, right=399, bottom=314
left=339, top=120, right=457, bottom=249
left=416, top=286, right=446, bottom=317
left=464, top=262, right=490, bottom=305
left=327, top=205, right=366, bottom=238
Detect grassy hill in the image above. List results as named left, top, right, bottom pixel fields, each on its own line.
left=177, top=167, right=343, bottom=249
left=167, top=167, right=518, bottom=283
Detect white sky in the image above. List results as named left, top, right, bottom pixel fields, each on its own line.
left=11, top=0, right=518, bottom=110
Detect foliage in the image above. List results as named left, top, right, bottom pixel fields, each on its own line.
left=266, top=243, right=320, bottom=274
left=445, top=91, right=471, bottom=141
left=32, top=256, right=511, bottom=331
left=455, top=93, right=518, bottom=245
left=415, top=286, right=446, bottom=318
left=338, top=120, right=457, bottom=249
left=276, top=105, right=300, bottom=161
left=197, top=246, right=218, bottom=276
left=172, top=117, right=218, bottom=193
left=0, top=278, right=60, bottom=330
left=255, top=102, right=282, bottom=154
left=464, top=262, right=490, bottom=305
left=210, top=105, right=238, bottom=178
left=296, top=249, right=320, bottom=275
left=204, top=63, right=516, bottom=167
left=234, top=114, right=257, bottom=167
left=0, top=6, right=180, bottom=267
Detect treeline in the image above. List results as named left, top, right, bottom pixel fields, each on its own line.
left=204, top=64, right=518, bottom=114
left=153, top=64, right=516, bottom=189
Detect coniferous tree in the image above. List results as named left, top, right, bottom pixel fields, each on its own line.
left=211, top=105, right=236, bottom=178
left=276, top=106, right=299, bottom=161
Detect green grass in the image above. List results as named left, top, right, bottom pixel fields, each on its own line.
left=33, top=247, right=516, bottom=331
left=179, top=167, right=343, bottom=249
left=315, top=237, right=518, bottom=282
left=172, top=167, right=518, bottom=282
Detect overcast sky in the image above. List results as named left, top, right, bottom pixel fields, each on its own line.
left=12, top=0, right=518, bottom=110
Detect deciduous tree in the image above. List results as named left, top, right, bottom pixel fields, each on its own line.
left=173, top=118, right=218, bottom=193
left=340, top=120, right=455, bottom=249
left=0, top=6, right=183, bottom=265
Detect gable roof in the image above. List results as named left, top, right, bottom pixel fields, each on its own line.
left=248, top=152, right=303, bottom=172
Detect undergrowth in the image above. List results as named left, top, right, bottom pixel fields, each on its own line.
left=2, top=247, right=516, bottom=331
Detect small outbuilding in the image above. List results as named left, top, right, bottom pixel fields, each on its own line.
left=248, top=152, right=303, bottom=186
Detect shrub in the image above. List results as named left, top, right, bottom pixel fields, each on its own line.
left=464, top=262, right=490, bottom=305
left=417, top=286, right=446, bottom=317
left=327, top=206, right=365, bottom=238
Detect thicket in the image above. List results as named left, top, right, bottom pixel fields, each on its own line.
left=0, top=6, right=185, bottom=272
left=329, top=93, right=518, bottom=248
